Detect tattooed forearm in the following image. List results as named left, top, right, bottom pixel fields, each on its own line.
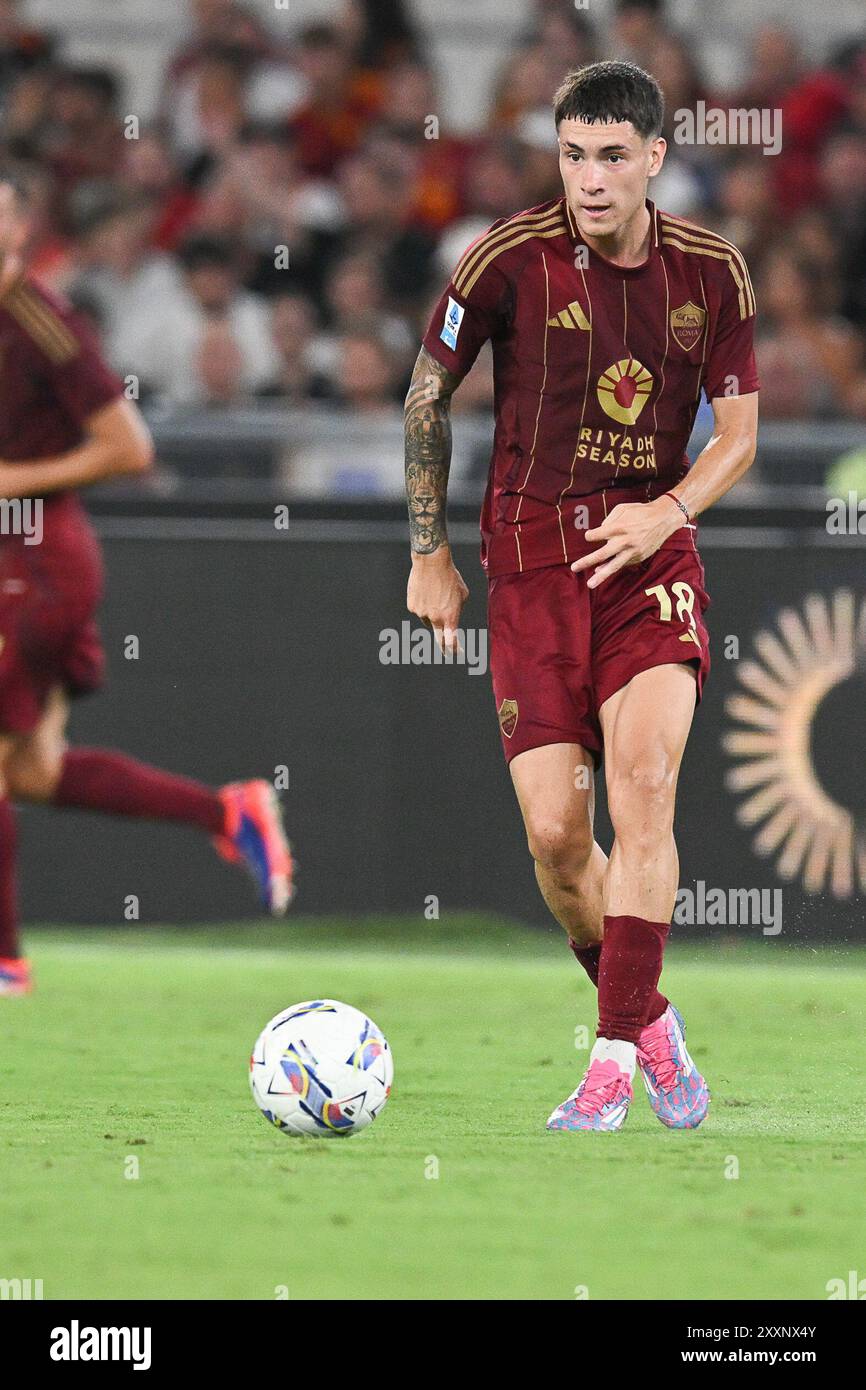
left=404, top=347, right=462, bottom=554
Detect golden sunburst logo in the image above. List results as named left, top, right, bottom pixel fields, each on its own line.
left=596, top=357, right=653, bottom=425
left=722, top=589, right=866, bottom=898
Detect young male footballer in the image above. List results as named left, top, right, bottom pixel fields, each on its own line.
left=0, top=175, right=293, bottom=996
left=403, top=62, right=759, bottom=1131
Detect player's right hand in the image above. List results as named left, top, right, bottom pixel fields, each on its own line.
left=407, top=547, right=469, bottom=657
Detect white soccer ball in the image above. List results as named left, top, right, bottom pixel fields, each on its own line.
left=249, top=999, right=393, bottom=1137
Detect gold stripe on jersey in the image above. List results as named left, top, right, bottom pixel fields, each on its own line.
left=556, top=252, right=594, bottom=557
left=453, top=208, right=566, bottom=297
left=458, top=222, right=568, bottom=299
left=659, top=211, right=753, bottom=270
left=693, top=268, right=709, bottom=401
left=661, top=234, right=753, bottom=321
left=453, top=206, right=563, bottom=294
left=659, top=217, right=756, bottom=318
left=17, top=291, right=78, bottom=358
left=650, top=258, right=671, bottom=455
left=7, top=284, right=79, bottom=359
left=514, top=250, right=551, bottom=568
left=6, top=284, right=78, bottom=363
left=660, top=213, right=755, bottom=302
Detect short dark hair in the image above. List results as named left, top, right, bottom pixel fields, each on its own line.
left=178, top=234, right=236, bottom=273
left=58, top=64, right=120, bottom=109
left=298, top=23, right=343, bottom=51
left=553, top=61, right=664, bottom=139
left=615, top=0, right=666, bottom=16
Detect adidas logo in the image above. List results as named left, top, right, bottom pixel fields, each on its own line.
left=547, top=300, right=590, bottom=330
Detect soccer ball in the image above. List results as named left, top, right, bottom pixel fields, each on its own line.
left=249, top=999, right=393, bottom=1137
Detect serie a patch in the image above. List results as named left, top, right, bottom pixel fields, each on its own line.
left=440, top=295, right=464, bottom=351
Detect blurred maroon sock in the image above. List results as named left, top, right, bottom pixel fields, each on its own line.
left=54, top=749, right=225, bottom=834
left=569, top=936, right=667, bottom=1024
left=0, top=798, right=20, bottom=959
left=596, top=915, right=670, bottom=1043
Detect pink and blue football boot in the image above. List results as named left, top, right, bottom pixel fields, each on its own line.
left=546, top=1057, right=633, bottom=1132
left=637, top=1003, right=709, bottom=1129
left=0, top=957, right=32, bottom=996
left=213, top=780, right=295, bottom=915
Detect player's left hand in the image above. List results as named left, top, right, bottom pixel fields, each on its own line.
left=571, top=498, right=683, bottom=588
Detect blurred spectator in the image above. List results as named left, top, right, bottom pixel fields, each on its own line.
left=514, top=110, right=568, bottom=207
left=611, top=0, right=669, bottom=67
left=363, top=62, right=474, bottom=234
left=0, top=159, right=70, bottom=287
left=163, top=0, right=275, bottom=117
left=769, top=41, right=858, bottom=216
left=331, top=330, right=401, bottom=412
left=257, top=292, right=333, bottom=404
left=121, top=127, right=200, bottom=252
left=166, top=0, right=274, bottom=79
left=493, top=5, right=596, bottom=131
left=788, top=209, right=848, bottom=319
left=337, top=0, right=421, bottom=72
left=755, top=245, right=863, bottom=420
left=0, top=0, right=54, bottom=99
left=289, top=23, right=381, bottom=177
left=819, top=131, right=866, bottom=247
left=731, top=24, right=804, bottom=109
left=110, top=232, right=278, bottom=406
left=42, top=66, right=125, bottom=195
left=307, top=151, right=436, bottom=314
left=324, top=251, right=412, bottom=349
left=71, top=194, right=181, bottom=367
left=195, top=120, right=341, bottom=295
left=305, top=249, right=414, bottom=395
left=434, top=141, right=526, bottom=281
left=166, top=43, right=249, bottom=172
left=711, top=157, right=776, bottom=264
left=193, top=318, right=247, bottom=407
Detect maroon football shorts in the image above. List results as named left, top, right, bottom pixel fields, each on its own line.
left=0, top=501, right=105, bottom=735
left=488, top=540, right=710, bottom=767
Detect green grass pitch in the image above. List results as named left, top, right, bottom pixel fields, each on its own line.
left=1, top=917, right=864, bottom=1301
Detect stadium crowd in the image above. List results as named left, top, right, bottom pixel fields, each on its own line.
left=2, top=0, right=866, bottom=424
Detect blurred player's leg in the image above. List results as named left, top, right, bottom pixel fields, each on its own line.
left=6, top=687, right=293, bottom=916
left=0, top=733, right=30, bottom=994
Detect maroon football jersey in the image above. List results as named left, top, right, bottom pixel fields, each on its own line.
left=423, top=196, right=759, bottom=576
left=0, top=272, right=123, bottom=537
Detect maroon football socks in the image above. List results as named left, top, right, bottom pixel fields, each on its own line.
left=595, top=914, right=670, bottom=1043
left=0, top=797, right=20, bottom=958
left=54, top=749, right=225, bottom=835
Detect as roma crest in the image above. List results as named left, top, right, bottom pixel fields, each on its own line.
left=670, top=301, right=706, bottom=352
left=497, top=698, right=518, bottom=739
